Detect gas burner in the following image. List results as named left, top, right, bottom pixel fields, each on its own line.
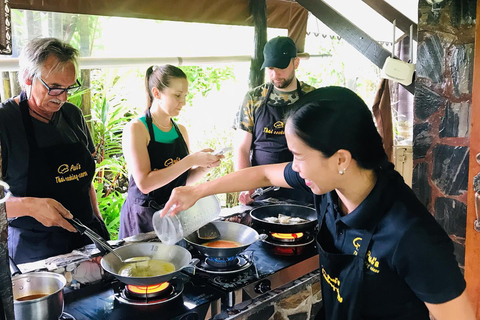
left=270, top=232, right=305, bottom=243
left=196, top=253, right=253, bottom=275
left=115, top=279, right=184, bottom=306
left=125, top=282, right=174, bottom=300
left=59, top=312, right=76, bottom=320
left=263, top=232, right=314, bottom=247
left=206, top=256, right=239, bottom=268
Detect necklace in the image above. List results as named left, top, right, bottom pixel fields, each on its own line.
left=152, top=117, right=172, bottom=130
left=29, top=107, right=54, bottom=124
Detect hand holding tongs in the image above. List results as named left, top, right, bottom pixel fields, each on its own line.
left=251, top=186, right=280, bottom=199
left=67, top=218, right=116, bottom=254
left=66, top=218, right=150, bottom=264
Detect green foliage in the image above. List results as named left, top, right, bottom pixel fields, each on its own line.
left=181, top=66, right=235, bottom=105
left=195, top=128, right=238, bottom=207
left=85, top=69, right=136, bottom=239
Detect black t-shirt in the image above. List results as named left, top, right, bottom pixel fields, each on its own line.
left=284, top=162, right=466, bottom=318
left=0, top=97, right=95, bottom=196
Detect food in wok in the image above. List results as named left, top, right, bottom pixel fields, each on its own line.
left=118, top=259, right=175, bottom=277
left=264, top=214, right=309, bottom=224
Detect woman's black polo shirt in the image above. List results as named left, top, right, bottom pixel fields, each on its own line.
left=284, top=163, right=465, bottom=319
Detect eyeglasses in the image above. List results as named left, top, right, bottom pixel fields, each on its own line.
left=38, top=77, right=82, bottom=96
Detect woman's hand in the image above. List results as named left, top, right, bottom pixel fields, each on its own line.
left=189, top=148, right=223, bottom=169
left=239, top=190, right=254, bottom=205
left=162, top=186, right=200, bottom=217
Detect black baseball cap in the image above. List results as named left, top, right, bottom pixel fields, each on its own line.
left=261, top=36, right=297, bottom=70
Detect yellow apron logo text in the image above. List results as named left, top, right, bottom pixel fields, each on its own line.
left=352, top=237, right=380, bottom=273
left=263, top=121, right=285, bottom=135
left=164, top=157, right=181, bottom=167
left=55, top=163, right=88, bottom=184
left=322, top=268, right=343, bottom=303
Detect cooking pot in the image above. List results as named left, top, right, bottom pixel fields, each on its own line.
left=101, top=242, right=197, bottom=286
left=250, top=204, right=317, bottom=232
left=12, top=272, right=66, bottom=320
left=184, top=221, right=267, bottom=258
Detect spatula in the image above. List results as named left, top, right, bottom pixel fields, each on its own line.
left=197, top=222, right=220, bottom=241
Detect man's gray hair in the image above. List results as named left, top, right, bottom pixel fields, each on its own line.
left=18, top=37, right=79, bottom=90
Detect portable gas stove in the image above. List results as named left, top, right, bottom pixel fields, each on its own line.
left=63, top=272, right=221, bottom=320
left=186, top=235, right=319, bottom=308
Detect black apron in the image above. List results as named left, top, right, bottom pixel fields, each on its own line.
left=251, top=81, right=312, bottom=204
left=316, top=198, right=376, bottom=320
left=8, top=91, right=109, bottom=264
left=119, top=110, right=189, bottom=238
left=315, top=177, right=400, bottom=320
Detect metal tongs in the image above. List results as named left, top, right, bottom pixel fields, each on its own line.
left=251, top=186, right=280, bottom=199
left=67, top=218, right=150, bottom=264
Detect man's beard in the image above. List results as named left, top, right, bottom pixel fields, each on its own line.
left=273, top=72, right=295, bottom=89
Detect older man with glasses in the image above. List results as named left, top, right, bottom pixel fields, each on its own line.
left=0, top=37, right=110, bottom=264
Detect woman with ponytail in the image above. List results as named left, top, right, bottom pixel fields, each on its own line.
left=162, top=86, right=474, bottom=320
left=119, top=65, right=222, bottom=238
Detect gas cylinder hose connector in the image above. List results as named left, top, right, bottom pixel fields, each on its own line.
left=0, top=180, right=11, bottom=204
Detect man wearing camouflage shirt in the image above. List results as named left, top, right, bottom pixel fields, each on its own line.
left=233, top=36, right=315, bottom=205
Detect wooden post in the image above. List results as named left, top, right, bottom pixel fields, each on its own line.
left=9, top=72, right=20, bottom=97
left=1, top=72, right=11, bottom=103
left=465, top=1, right=480, bottom=315
left=249, top=0, right=267, bottom=89
left=0, top=139, right=14, bottom=320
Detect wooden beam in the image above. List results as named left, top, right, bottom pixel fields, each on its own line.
left=296, top=0, right=414, bottom=95
left=249, top=0, right=267, bottom=89
left=362, top=0, right=417, bottom=42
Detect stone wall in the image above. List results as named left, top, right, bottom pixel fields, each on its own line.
left=414, top=0, right=476, bottom=269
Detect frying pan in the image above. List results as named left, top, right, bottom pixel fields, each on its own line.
left=66, top=218, right=197, bottom=286
left=250, top=204, right=317, bottom=232
left=184, top=221, right=267, bottom=258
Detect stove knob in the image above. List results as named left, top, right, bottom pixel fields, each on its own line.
left=254, top=279, right=271, bottom=294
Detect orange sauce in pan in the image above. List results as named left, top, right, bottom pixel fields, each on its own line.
left=16, top=293, right=48, bottom=301
left=203, top=240, right=242, bottom=248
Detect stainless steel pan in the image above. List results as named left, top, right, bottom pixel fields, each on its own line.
left=184, top=221, right=267, bottom=258
left=101, top=242, right=197, bottom=286
left=9, top=256, right=66, bottom=320
left=250, top=204, right=317, bottom=232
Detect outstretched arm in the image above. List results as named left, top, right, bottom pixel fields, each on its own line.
left=162, top=162, right=290, bottom=216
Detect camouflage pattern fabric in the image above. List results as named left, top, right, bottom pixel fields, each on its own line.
left=233, top=81, right=316, bottom=133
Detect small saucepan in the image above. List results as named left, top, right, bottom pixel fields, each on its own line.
left=10, top=257, right=66, bottom=320
left=184, top=220, right=267, bottom=258
left=250, top=204, right=317, bottom=233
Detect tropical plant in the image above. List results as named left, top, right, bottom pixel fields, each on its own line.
left=86, top=68, right=136, bottom=239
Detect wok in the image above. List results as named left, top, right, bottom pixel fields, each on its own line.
left=101, top=242, right=197, bottom=286
left=65, top=217, right=197, bottom=286
left=250, top=204, right=317, bottom=232
left=184, top=221, right=267, bottom=258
